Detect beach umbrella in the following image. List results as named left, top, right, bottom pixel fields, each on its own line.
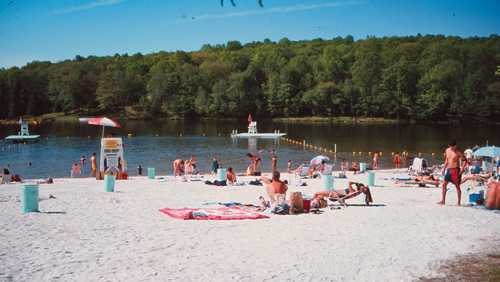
left=472, top=146, right=500, bottom=158
left=87, top=117, right=120, bottom=138
left=310, top=155, right=330, bottom=165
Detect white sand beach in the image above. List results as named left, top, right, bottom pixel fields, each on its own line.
left=1, top=170, right=499, bottom=281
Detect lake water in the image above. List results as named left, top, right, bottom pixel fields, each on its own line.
left=1, top=119, right=499, bottom=179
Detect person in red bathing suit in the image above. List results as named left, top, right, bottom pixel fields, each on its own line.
left=438, top=139, right=467, bottom=207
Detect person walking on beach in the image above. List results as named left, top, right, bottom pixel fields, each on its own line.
left=394, top=152, right=400, bottom=169
left=90, top=153, right=97, bottom=177
left=211, top=157, right=219, bottom=176
left=287, top=160, right=292, bottom=173
left=246, top=152, right=261, bottom=173
left=173, top=159, right=184, bottom=177
left=464, top=146, right=473, bottom=166
left=437, top=139, right=467, bottom=207
left=373, top=151, right=379, bottom=169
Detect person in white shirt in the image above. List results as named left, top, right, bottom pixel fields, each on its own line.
left=464, top=146, right=474, bottom=166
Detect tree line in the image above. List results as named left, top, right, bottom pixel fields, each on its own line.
left=1, top=34, right=499, bottom=122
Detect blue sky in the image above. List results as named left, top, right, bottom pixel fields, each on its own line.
left=0, top=0, right=499, bottom=69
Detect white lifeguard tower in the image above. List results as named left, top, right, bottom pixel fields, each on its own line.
left=100, top=138, right=126, bottom=173
left=248, top=121, right=258, bottom=134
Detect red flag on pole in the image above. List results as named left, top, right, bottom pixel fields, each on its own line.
left=248, top=114, right=252, bottom=122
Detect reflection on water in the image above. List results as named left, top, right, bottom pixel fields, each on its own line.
left=1, top=120, right=499, bottom=179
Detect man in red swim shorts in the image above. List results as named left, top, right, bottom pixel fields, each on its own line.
left=437, top=139, right=467, bottom=207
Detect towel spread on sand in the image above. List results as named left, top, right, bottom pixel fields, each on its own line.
left=159, top=207, right=269, bottom=220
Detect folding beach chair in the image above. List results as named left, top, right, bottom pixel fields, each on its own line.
left=328, top=187, right=372, bottom=207
left=295, top=164, right=311, bottom=178
left=320, top=164, right=334, bottom=177
left=408, top=158, right=428, bottom=176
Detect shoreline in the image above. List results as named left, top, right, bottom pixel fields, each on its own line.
left=1, top=169, right=499, bottom=281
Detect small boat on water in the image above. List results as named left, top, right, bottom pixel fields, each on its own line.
left=231, top=116, right=286, bottom=138
left=4, top=118, right=40, bottom=143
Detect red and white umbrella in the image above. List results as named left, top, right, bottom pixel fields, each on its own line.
left=87, top=117, right=120, bottom=138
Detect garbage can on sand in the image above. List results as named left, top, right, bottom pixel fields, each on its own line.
left=366, top=171, right=375, bottom=186
left=360, top=163, right=367, bottom=172
left=104, top=174, right=116, bottom=192
left=218, top=168, right=227, bottom=182
left=21, top=184, right=39, bottom=213
left=148, top=168, right=155, bottom=179
left=322, top=175, right=334, bottom=191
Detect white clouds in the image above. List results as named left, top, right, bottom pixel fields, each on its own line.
left=179, top=1, right=361, bottom=23
left=52, top=0, right=126, bottom=15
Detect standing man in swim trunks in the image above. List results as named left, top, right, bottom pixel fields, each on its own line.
left=90, top=153, right=97, bottom=177
left=437, top=139, right=467, bottom=207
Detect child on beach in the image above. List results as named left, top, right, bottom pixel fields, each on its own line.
left=137, top=165, right=142, bottom=176
left=212, top=157, right=218, bottom=175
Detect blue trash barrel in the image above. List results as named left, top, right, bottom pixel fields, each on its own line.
left=21, top=184, right=39, bottom=213
left=322, top=175, right=334, bottom=191
left=104, top=174, right=115, bottom=192
left=360, top=163, right=366, bottom=172
left=367, top=171, right=375, bottom=186
left=218, top=168, right=226, bottom=182
left=148, top=168, right=155, bottom=179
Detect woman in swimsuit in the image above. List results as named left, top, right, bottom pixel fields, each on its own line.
left=246, top=152, right=261, bottom=172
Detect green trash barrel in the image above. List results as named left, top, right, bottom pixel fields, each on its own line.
left=104, top=174, right=115, bottom=192
left=148, top=168, right=155, bottom=179
left=322, top=175, right=334, bottom=191
left=217, top=168, right=226, bottom=182
left=360, top=162, right=367, bottom=172
left=21, top=184, right=39, bottom=213
left=367, top=171, right=375, bottom=186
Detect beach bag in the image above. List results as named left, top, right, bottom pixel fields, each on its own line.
left=271, top=199, right=290, bottom=215
left=314, top=195, right=328, bottom=209
left=289, top=192, right=304, bottom=214
left=246, top=166, right=253, bottom=176
left=11, top=174, right=21, bottom=182
left=253, top=171, right=261, bottom=176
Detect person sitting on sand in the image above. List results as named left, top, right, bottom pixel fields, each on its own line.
left=185, top=160, right=194, bottom=175
left=225, top=167, right=236, bottom=185
left=173, top=159, right=184, bottom=177
left=352, top=162, right=359, bottom=175
left=1, top=168, right=10, bottom=184
left=266, top=171, right=288, bottom=206
left=460, top=172, right=491, bottom=184
left=486, top=181, right=500, bottom=210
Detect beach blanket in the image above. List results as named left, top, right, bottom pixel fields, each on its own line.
left=203, top=202, right=260, bottom=209
left=159, top=207, right=269, bottom=220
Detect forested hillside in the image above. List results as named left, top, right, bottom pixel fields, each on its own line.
left=1, top=34, right=499, bottom=121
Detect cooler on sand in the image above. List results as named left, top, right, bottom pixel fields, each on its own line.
left=21, top=184, right=39, bottom=213
left=302, top=199, right=311, bottom=212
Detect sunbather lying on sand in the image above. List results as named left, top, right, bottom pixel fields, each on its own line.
left=460, top=172, right=491, bottom=184
left=394, top=174, right=440, bottom=186
left=312, top=181, right=366, bottom=199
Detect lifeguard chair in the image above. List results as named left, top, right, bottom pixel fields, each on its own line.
left=248, top=121, right=258, bottom=134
